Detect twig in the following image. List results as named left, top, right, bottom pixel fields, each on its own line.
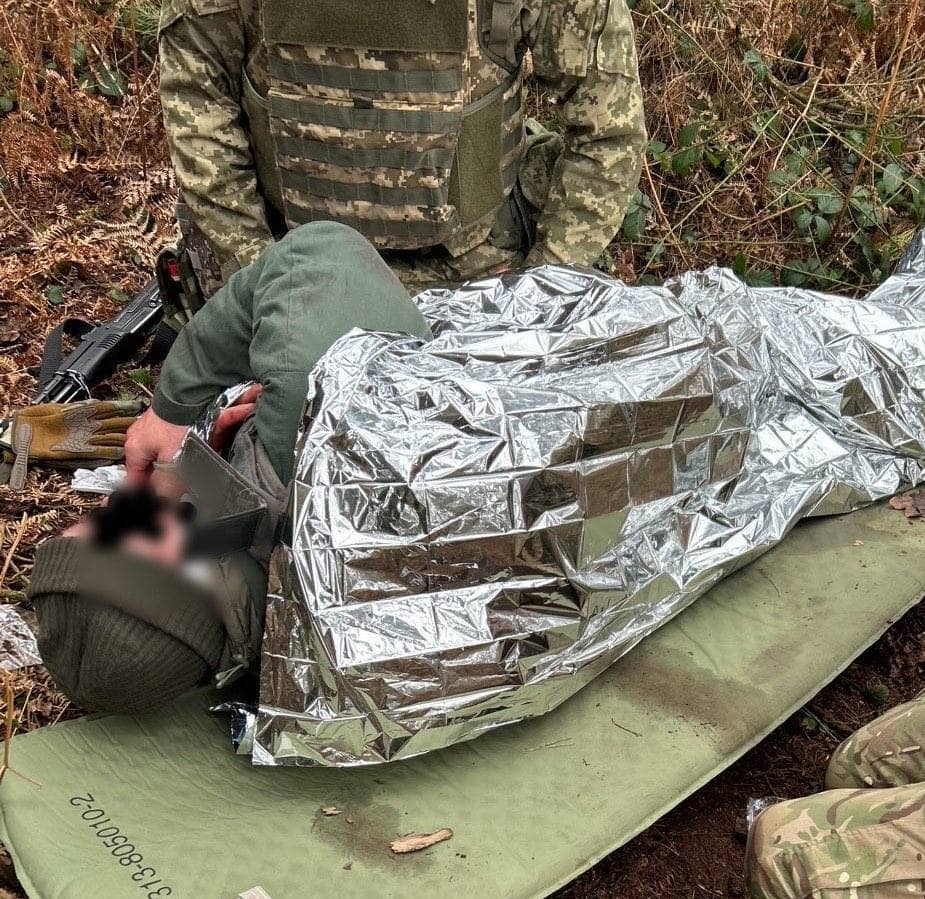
left=611, top=718, right=642, bottom=738
left=770, top=74, right=822, bottom=173
left=831, top=0, right=922, bottom=236
left=0, top=671, right=13, bottom=785
left=131, top=4, right=148, bottom=179
left=643, top=157, right=692, bottom=268
left=0, top=514, right=29, bottom=591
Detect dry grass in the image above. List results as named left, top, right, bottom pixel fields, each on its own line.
left=0, top=0, right=176, bottom=743
left=0, top=2, right=924, bottom=893
left=621, top=0, right=925, bottom=290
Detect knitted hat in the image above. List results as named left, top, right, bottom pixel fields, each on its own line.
left=28, top=537, right=226, bottom=715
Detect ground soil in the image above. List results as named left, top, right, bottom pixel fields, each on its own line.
left=558, top=595, right=925, bottom=898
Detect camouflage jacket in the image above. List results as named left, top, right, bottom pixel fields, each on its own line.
left=158, top=0, right=646, bottom=278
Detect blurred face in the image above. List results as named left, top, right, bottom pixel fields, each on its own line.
left=63, top=503, right=188, bottom=569
left=119, top=508, right=187, bottom=567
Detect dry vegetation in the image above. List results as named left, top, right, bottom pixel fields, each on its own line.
left=0, top=0, right=924, bottom=894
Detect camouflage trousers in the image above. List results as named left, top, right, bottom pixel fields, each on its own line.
left=747, top=694, right=925, bottom=898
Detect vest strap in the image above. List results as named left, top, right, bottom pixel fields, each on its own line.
left=278, top=168, right=446, bottom=207
left=274, top=136, right=455, bottom=173
left=270, top=96, right=462, bottom=134
left=268, top=57, right=463, bottom=95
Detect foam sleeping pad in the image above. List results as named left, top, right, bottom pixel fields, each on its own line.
left=2, top=503, right=924, bottom=899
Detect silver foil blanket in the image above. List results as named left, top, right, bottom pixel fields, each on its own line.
left=253, top=233, right=925, bottom=766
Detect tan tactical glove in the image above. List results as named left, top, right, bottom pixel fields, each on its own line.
left=0, top=399, right=146, bottom=490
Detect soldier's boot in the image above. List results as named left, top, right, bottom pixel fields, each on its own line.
left=826, top=693, right=925, bottom=790
left=746, top=781, right=925, bottom=898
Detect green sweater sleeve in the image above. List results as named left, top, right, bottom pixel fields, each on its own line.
left=153, top=222, right=432, bottom=479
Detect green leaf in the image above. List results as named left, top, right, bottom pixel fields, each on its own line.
left=108, top=287, right=131, bottom=304
left=752, top=110, right=783, bottom=139
left=128, top=368, right=153, bottom=388
left=678, top=122, right=700, bottom=148
left=95, top=63, right=127, bottom=99
left=621, top=191, right=649, bottom=242
left=45, top=285, right=65, bottom=306
left=72, top=41, right=87, bottom=70
left=814, top=192, right=844, bottom=215
left=794, top=210, right=813, bottom=234
left=849, top=189, right=880, bottom=228
left=646, top=241, right=667, bottom=263
left=0, top=94, right=14, bottom=114
left=743, top=48, right=770, bottom=82
left=621, top=209, right=644, bottom=241
left=745, top=269, right=776, bottom=289
left=670, top=146, right=701, bottom=177
left=647, top=140, right=668, bottom=156
left=781, top=260, right=808, bottom=287
left=879, top=162, right=904, bottom=199
left=768, top=169, right=795, bottom=188
left=814, top=215, right=832, bottom=244
left=732, top=254, right=748, bottom=279
left=703, top=147, right=726, bottom=169
left=856, top=2, right=875, bottom=32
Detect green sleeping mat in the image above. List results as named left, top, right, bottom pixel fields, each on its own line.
left=2, top=502, right=924, bottom=899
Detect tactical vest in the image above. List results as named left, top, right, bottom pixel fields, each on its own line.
left=246, top=0, right=526, bottom=250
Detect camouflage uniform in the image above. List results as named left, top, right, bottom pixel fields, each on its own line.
left=157, top=0, right=646, bottom=291
left=747, top=694, right=925, bottom=898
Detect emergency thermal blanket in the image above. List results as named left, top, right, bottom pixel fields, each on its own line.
left=252, top=232, right=925, bottom=766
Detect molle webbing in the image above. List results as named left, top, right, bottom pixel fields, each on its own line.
left=278, top=169, right=446, bottom=207
left=282, top=206, right=457, bottom=243
left=268, top=98, right=463, bottom=134
left=273, top=140, right=454, bottom=172
left=261, top=0, right=526, bottom=249
left=267, top=58, right=464, bottom=95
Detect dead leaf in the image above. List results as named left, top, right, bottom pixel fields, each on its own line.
left=321, top=806, right=341, bottom=817
left=0, top=330, right=21, bottom=345
left=345, top=816, right=354, bottom=824
left=889, top=490, right=925, bottom=521
left=853, top=539, right=864, bottom=546
left=389, top=828, right=453, bottom=854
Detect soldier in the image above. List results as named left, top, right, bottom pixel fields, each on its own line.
left=157, top=0, right=646, bottom=299
left=747, top=694, right=925, bottom=897
left=27, top=221, right=432, bottom=714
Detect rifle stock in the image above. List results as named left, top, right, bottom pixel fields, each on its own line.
left=33, top=249, right=183, bottom=404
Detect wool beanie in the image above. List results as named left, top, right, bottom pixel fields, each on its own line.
left=27, top=537, right=226, bottom=715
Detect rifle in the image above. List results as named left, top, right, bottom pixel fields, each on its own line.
left=33, top=250, right=181, bottom=404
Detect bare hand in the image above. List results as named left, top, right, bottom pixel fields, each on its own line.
left=124, top=407, right=190, bottom=485
left=209, top=384, right=263, bottom=454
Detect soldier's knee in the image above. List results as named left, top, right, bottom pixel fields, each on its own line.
left=825, top=697, right=925, bottom=790
left=825, top=735, right=869, bottom=790
left=282, top=221, right=387, bottom=272
left=745, top=801, right=800, bottom=899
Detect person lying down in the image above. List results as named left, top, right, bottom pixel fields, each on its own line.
left=27, top=222, right=431, bottom=715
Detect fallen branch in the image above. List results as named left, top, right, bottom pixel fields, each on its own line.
left=389, top=828, right=453, bottom=854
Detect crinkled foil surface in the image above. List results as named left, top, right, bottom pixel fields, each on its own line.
left=0, top=605, right=41, bottom=671
left=249, top=234, right=925, bottom=766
